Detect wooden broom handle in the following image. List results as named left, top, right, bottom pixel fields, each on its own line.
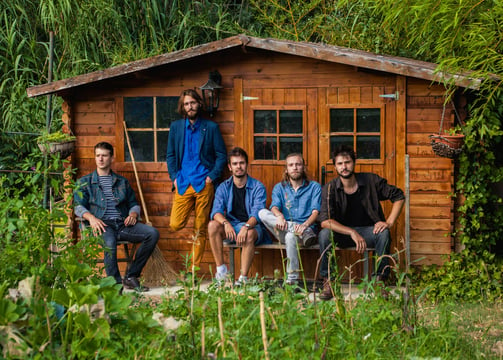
left=123, top=121, right=151, bottom=225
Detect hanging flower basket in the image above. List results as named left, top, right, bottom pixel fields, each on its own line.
left=430, top=100, right=466, bottom=159
left=38, top=140, right=76, bottom=158
left=37, top=131, right=76, bottom=158
left=429, top=134, right=465, bottom=159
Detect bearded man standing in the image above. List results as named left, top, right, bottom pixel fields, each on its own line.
left=166, top=89, right=227, bottom=274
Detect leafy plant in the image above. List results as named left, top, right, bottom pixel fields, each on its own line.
left=36, top=131, right=76, bottom=144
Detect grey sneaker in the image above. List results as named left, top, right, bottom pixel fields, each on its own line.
left=301, top=227, right=317, bottom=247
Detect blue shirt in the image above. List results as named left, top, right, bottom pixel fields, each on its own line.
left=176, top=119, right=209, bottom=195
left=211, top=175, right=267, bottom=225
left=166, top=118, right=227, bottom=191
left=270, top=180, right=322, bottom=224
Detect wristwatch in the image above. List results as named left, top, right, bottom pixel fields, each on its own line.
left=244, top=223, right=251, bottom=229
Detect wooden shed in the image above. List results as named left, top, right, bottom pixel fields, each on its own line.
left=27, top=34, right=477, bottom=280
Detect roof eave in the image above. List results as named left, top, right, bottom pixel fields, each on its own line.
left=26, top=34, right=481, bottom=98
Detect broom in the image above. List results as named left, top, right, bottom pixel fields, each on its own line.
left=123, top=121, right=178, bottom=286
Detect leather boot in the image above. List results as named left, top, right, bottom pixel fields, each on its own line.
left=375, top=275, right=389, bottom=299
left=319, top=278, right=333, bottom=300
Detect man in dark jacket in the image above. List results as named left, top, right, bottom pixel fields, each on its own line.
left=318, top=145, right=405, bottom=300
left=166, top=89, right=227, bottom=273
left=75, top=142, right=159, bottom=292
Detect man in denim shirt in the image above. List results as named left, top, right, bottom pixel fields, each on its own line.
left=318, top=145, right=404, bottom=300
left=75, top=142, right=159, bottom=292
left=259, top=153, right=321, bottom=286
left=208, top=147, right=270, bottom=285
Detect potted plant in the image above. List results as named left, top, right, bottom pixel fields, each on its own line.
left=429, top=128, right=465, bottom=158
left=37, top=131, right=76, bottom=158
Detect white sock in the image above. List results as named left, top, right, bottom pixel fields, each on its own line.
left=238, top=275, right=247, bottom=281
left=217, top=264, right=228, bottom=274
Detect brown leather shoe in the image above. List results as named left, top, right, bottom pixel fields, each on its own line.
left=319, top=278, right=333, bottom=300
left=123, top=277, right=150, bottom=292
left=375, top=275, right=389, bottom=299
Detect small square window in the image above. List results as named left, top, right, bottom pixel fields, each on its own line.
left=253, top=108, right=305, bottom=161
left=329, top=107, right=381, bottom=160
left=123, top=96, right=178, bottom=162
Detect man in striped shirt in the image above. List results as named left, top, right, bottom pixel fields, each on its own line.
left=75, top=142, right=159, bottom=292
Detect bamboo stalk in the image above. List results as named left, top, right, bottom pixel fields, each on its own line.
left=217, top=297, right=226, bottom=357
left=259, top=291, right=270, bottom=360
left=201, top=320, right=205, bottom=358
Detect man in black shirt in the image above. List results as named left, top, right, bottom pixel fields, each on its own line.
left=318, top=145, right=405, bottom=300
left=208, top=147, right=270, bottom=285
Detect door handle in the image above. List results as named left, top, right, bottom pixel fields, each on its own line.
left=321, top=166, right=334, bottom=186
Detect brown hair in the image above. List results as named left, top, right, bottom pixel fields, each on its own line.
left=94, top=142, right=114, bottom=156
left=282, top=153, right=309, bottom=185
left=332, top=144, right=356, bottom=164
left=228, top=147, right=248, bottom=164
left=177, top=89, right=204, bottom=116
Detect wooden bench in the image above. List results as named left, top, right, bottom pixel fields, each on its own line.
left=223, top=241, right=374, bottom=281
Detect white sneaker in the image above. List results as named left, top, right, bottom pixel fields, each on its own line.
left=234, top=275, right=248, bottom=287
left=215, top=271, right=227, bottom=281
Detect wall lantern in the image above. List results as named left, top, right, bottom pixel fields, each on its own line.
left=199, top=71, right=222, bottom=117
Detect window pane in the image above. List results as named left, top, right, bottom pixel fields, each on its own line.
left=330, top=136, right=353, bottom=157
left=157, top=131, right=169, bottom=162
left=157, top=97, right=179, bottom=128
left=279, top=110, right=302, bottom=133
left=124, top=97, right=153, bottom=128
left=254, top=137, right=276, bottom=160
left=254, top=110, right=277, bottom=133
left=330, top=109, right=353, bottom=132
left=356, top=136, right=380, bottom=159
left=124, top=131, right=154, bottom=162
left=279, top=137, right=302, bottom=160
left=357, top=109, right=380, bottom=132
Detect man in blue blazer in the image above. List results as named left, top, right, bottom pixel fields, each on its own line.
left=167, top=89, right=227, bottom=273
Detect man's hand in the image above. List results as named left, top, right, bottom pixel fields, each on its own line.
left=124, top=213, right=138, bottom=227
left=293, top=223, right=308, bottom=236
left=373, top=221, right=390, bottom=234
left=223, top=222, right=237, bottom=242
left=87, top=214, right=107, bottom=236
left=275, top=214, right=288, bottom=231
left=350, top=230, right=367, bottom=253
left=236, top=226, right=248, bottom=246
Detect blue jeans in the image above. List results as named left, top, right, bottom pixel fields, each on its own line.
left=102, top=218, right=159, bottom=283
left=318, top=226, right=391, bottom=279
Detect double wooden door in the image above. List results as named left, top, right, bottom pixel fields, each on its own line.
left=234, top=83, right=400, bottom=280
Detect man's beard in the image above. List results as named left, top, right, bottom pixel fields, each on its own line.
left=288, top=172, right=303, bottom=181
left=337, top=169, right=353, bottom=179
left=187, top=109, right=199, bottom=120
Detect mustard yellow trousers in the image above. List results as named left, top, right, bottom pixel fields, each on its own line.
left=170, top=183, right=214, bottom=269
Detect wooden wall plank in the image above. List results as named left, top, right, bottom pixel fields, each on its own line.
left=410, top=218, right=451, bottom=231
left=409, top=193, right=452, bottom=206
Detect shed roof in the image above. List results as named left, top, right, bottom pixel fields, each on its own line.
left=26, top=34, right=481, bottom=98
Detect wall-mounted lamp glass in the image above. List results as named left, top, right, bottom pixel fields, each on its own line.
left=199, top=71, right=222, bottom=117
